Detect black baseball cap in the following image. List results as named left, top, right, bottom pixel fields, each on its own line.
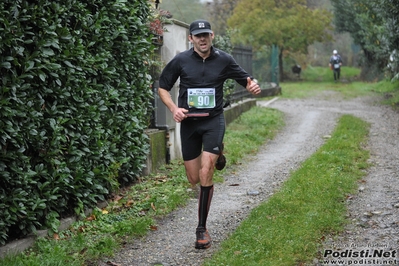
left=189, top=20, right=212, bottom=35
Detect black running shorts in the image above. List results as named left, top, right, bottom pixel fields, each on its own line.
left=180, top=114, right=225, bottom=161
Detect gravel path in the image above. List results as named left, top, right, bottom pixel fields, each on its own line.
left=100, top=91, right=399, bottom=266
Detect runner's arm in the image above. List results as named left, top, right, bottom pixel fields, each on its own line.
left=158, top=87, right=188, bottom=123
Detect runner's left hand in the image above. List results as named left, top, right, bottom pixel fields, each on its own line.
left=246, top=77, right=261, bottom=95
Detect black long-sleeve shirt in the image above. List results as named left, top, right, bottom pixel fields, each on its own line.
left=159, top=47, right=251, bottom=117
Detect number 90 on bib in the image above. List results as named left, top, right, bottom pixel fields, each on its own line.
left=187, top=88, right=216, bottom=109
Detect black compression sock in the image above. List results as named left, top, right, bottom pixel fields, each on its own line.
left=197, top=185, right=214, bottom=229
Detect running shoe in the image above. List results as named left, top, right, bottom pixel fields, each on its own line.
left=195, top=227, right=211, bottom=249
left=215, top=143, right=226, bottom=170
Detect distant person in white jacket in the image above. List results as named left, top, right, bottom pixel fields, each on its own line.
left=329, top=50, right=343, bottom=82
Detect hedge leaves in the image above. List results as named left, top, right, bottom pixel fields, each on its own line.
left=0, top=0, right=154, bottom=245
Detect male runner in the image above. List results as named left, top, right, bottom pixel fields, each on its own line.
left=158, top=19, right=261, bottom=249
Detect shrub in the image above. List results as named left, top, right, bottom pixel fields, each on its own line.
left=0, top=0, right=154, bottom=245
left=214, top=30, right=235, bottom=103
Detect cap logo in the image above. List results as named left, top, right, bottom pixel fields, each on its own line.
left=189, top=20, right=211, bottom=35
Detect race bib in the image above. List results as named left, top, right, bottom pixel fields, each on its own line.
left=334, top=64, right=340, bottom=69
left=187, top=88, right=216, bottom=109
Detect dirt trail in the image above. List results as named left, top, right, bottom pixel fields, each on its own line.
left=101, top=92, right=399, bottom=266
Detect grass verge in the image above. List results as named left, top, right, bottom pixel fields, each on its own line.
left=301, top=66, right=361, bottom=82
left=0, top=106, right=284, bottom=266
left=367, top=79, right=399, bottom=108
left=280, top=66, right=399, bottom=107
left=280, top=81, right=378, bottom=99
left=223, top=107, right=284, bottom=166
left=204, top=114, right=370, bottom=266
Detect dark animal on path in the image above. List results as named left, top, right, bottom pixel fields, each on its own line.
left=292, top=64, right=301, bottom=78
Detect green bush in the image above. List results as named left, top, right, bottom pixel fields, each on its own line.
left=213, top=30, right=236, bottom=103
left=0, top=0, right=154, bottom=245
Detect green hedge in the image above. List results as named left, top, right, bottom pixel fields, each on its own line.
left=0, top=0, right=154, bottom=245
